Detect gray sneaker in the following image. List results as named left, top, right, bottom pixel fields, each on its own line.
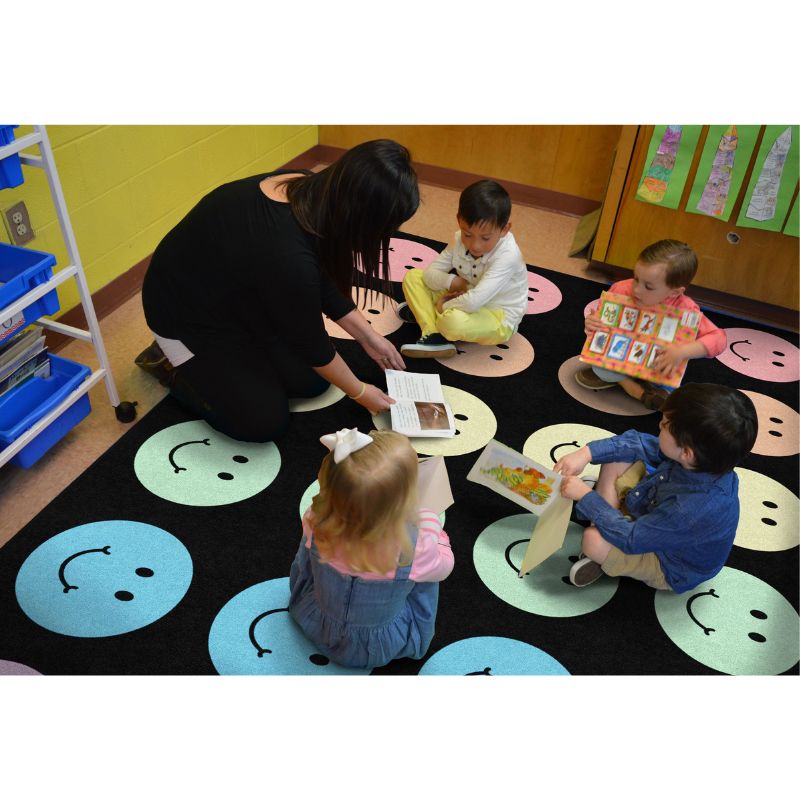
left=569, top=556, right=604, bottom=587
left=401, top=333, right=457, bottom=359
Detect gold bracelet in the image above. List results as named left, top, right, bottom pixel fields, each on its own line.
left=347, top=382, right=367, bottom=400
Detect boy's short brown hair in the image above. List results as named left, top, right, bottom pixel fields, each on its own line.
left=638, top=239, right=698, bottom=289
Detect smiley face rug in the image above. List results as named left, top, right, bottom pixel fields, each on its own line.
left=0, top=233, right=796, bottom=677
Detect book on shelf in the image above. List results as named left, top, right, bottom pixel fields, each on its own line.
left=0, top=347, right=50, bottom=399
left=0, top=327, right=46, bottom=382
left=384, top=369, right=455, bottom=438
left=0, top=326, right=40, bottom=363
left=579, top=291, right=701, bottom=388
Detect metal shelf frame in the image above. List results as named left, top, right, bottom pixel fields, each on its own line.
left=0, top=125, right=128, bottom=468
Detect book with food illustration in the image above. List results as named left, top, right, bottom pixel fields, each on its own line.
left=466, top=439, right=561, bottom=516
left=579, top=291, right=701, bottom=388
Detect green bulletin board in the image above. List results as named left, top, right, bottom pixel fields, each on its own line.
left=635, top=125, right=702, bottom=210
left=736, top=125, right=799, bottom=232
left=685, top=125, right=760, bottom=221
left=783, top=194, right=799, bottom=238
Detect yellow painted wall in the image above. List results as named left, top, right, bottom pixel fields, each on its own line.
left=1, top=125, right=318, bottom=314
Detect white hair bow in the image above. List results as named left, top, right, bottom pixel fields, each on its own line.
left=320, top=428, right=374, bottom=463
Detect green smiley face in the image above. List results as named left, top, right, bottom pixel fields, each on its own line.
left=134, top=420, right=281, bottom=506
left=655, top=567, right=799, bottom=675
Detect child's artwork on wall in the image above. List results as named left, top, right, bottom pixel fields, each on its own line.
left=686, top=125, right=759, bottom=222
left=579, top=291, right=701, bottom=387
left=736, top=125, right=799, bottom=232
left=635, top=125, right=703, bottom=209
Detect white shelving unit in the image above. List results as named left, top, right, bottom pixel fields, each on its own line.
left=0, top=125, right=136, bottom=469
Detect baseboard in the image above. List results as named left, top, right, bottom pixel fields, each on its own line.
left=46, top=145, right=799, bottom=351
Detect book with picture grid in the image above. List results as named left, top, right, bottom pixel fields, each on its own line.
left=579, top=291, right=701, bottom=388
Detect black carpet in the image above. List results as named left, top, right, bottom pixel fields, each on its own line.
left=0, top=231, right=797, bottom=675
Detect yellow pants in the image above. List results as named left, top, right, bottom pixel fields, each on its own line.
left=402, top=269, right=514, bottom=345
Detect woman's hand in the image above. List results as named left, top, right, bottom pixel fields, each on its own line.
left=360, top=329, right=405, bottom=371
left=354, top=383, right=396, bottom=415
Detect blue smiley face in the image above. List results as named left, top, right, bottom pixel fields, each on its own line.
left=15, top=520, right=193, bottom=637
left=208, top=577, right=370, bottom=675
left=419, top=636, right=570, bottom=675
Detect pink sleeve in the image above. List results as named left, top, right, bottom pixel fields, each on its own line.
left=408, top=509, right=454, bottom=583
left=695, top=313, right=727, bottom=358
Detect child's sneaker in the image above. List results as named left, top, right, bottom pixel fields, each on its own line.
left=401, top=333, right=457, bottom=359
left=569, top=556, right=605, bottom=587
left=396, top=302, right=416, bottom=324
left=575, top=367, right=615, bottom=390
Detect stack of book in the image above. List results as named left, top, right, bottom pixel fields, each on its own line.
left=0, top=326, right=50, bottom=399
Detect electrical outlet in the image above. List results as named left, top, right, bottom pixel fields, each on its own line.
left=3, top=200, right=34, bottom=246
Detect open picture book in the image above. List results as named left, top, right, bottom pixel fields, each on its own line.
left=467, top=439, right=574, bottom=575
left=385, top=369, right=455, bottom=438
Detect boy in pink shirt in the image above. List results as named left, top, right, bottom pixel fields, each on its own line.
left=576, top=240, right=726, bottom=410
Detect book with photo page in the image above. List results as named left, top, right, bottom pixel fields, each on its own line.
left=384, top=369, right=455, bottom=438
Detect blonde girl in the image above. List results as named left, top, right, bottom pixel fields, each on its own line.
left=288, top=428, right=454, bottom=669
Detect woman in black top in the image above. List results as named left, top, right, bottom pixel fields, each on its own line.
left=140, top=139, right=419, bottom=442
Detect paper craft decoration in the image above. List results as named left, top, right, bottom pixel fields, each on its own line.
left=635, top=125, right=702, bottom=209
left=736, top=125, right=800, bottom=232
left=686, top=125, right=759, bottom=221
left=467, top=439, right=573, bottom=575
left=579, top=291, right=700, bottom=388
left=385, top=369, right=455, bottom=438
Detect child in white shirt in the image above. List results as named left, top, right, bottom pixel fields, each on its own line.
left=399, top=180, right=528, bottom=358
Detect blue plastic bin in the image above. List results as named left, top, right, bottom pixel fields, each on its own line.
left=0, top=125, right=24, bottom=189
left=0, top=353, right=91, bottom=467
left=0, top=242, right=59, bottom=345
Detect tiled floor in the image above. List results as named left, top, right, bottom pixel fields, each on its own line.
left=0, top=179, right=595, bottom=547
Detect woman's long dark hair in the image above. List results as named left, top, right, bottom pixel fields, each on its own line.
left=283, top=139, right=419, bottom=296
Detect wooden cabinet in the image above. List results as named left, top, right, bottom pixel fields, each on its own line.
left=594, top=126, right=799, bottom=311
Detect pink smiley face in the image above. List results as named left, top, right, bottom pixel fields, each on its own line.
left=382, top=237, right=442, bottom=282
left=526, top=271, right=563, bottom=314
left=716, top=328, right=800, bottom=382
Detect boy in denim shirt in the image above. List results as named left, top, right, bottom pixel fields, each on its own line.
left=555, top=383, right=757, bottom=592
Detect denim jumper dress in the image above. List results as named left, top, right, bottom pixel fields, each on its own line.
left=288, top=524, right=440, bottom=670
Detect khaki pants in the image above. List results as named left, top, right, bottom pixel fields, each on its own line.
left=601, top=461, right=671, bottom=591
